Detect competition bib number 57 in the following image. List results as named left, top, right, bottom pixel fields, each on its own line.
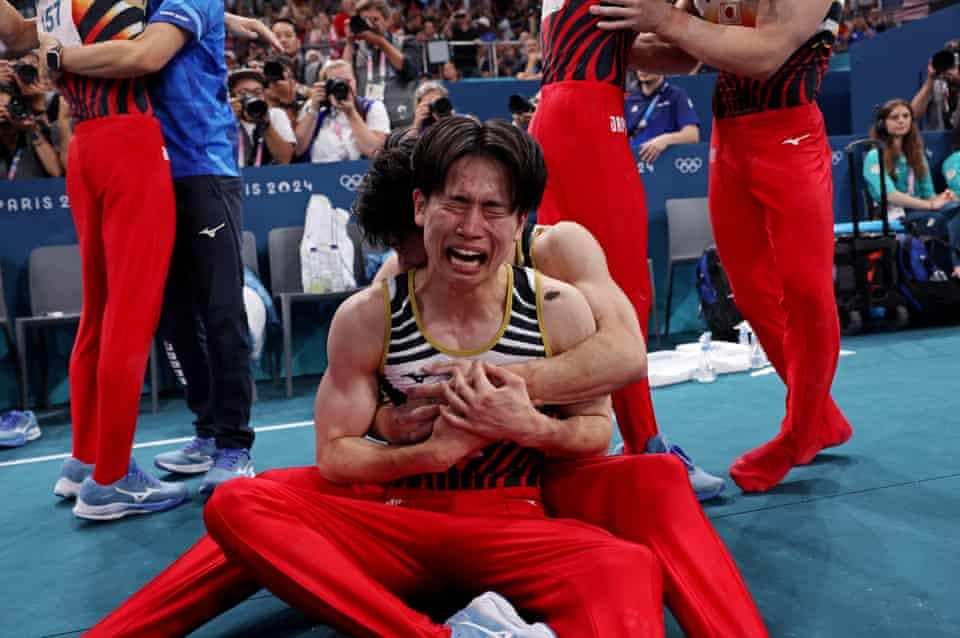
left=36, top=0, right=82, bottom=45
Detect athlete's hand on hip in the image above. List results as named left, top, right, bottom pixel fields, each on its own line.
left=438, top=361, right=539, bottom=443
left=590, top=0, right=673, bottom=33
left=639, top=135, right=669, bottom=163
left=225, top=13, right=283, bottom=52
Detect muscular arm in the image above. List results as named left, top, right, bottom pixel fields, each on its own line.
left=511, top=223, right=647, bottom=405
left=0, top=1, right=38, bottom=54
left=611, top=0, right=835, bottom=82
left=314, top=288, right=467, bottom=484
left=55, top=22, right=190, bottom=78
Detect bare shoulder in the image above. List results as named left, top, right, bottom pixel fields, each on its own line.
left=533, top=221, right=610, bottom=285
left=327, top=284, right=389, bottom=370
left=536, top=271, right=596, bottom=356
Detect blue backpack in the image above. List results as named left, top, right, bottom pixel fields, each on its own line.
left=695, top=248, right=742, bottom=341
left=896, top=234, right=960, bottom=316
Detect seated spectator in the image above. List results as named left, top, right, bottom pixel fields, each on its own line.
left=516, top=37, right=542, bottom=81
left=845, top=14, right=875, bottom=47
left=295, top=59, right=389, bottom=163
left=409, top=80, right=453, bottom=134
left=441, top=59, right=461, bottom=82
left=0, top=82, right=63, bottom=179
left=910, top=41, right=959, bottom=132
left=943, top=126, right=960, bottom=196
left=625, top=71, right=700, bottom=163
left=865, top=99, right=960, bottom=277
left=230, top=68, right=297, bottom=167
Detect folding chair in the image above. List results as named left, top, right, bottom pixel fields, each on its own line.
left=0, top=265, right=21, bottom=408
left=242, top=230, right=260, bottom=277
left=664, top=197, right=715, bottom=336
left=268, top=224, right=366, bottom=397
left=15, top=244, right=161, bottom=412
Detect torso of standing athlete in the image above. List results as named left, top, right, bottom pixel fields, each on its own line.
left=36, top=0, right=153, bottom=121
left=539, top=0, right=634, bottom=87
left=693, top=0, right=843, bottom=118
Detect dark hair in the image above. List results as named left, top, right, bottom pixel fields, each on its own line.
left=272, top=18, right=297, bottom=31
left=411, top=116, right=546, bottom=215
left=353, top=130, right=419, bottom=249
left=870, top=98, right=928, bottom=181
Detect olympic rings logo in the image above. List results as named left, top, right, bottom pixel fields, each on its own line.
left=674, top=157, right=703, bottom=175
left=339, top=174, right=365, bottom=191
left=832, top=150, right=843, bottom=166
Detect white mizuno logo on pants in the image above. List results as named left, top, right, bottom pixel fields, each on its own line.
left=782, top=134, right=812, bottom=146
left=199, top=223, right=226, bottom=239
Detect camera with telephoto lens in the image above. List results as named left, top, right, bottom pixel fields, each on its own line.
left=350, top=15, right=371, bottom=35
left=429, top=96, right=453, bottom=118
left=508, top=94, right=535, bottom=115
left=263, top=59, right=289, bottom=84
left=6, top=94, right=32, bottom=122
left=932, top=48, right=959, bottom=75
left=14, top=62, right=38, bottom=85
left=241, top=95, right=268, bottom=121
left=322, top=78, right=351, bottom=107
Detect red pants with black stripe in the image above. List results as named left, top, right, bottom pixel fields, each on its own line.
left=709, top=103, right=851, bottom=488
left=530, top=80, right=658, bottom=454
left=87, top=456, right=767, bottom=638
left=67, top=115, right=175, bottom=485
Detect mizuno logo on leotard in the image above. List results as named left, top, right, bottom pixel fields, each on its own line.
left=199, top=223, right=226, bottom=238
left=782, top=134, right=811, bottom=146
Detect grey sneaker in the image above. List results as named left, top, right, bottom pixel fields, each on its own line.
left=0, top=410, right=40, bottom=448
left=446, top=592, right=556, bottom=638
left=154, top=437, right=216, bottom=474
left=53, top=457, right=95, bottom=499
left=198, top=448, right=255, bottom=496
left=73, top=457, right=189, bottom=521
left=645, top=434, right=726, bottom=501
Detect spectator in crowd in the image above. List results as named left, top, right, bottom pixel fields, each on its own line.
left=515, top=36, right=542, bottom=81
left=865, top=99, right=960, bottom=277
left=441, top=59, right=461, bottom=82
left=295, top=59, right=389, bottom=163
left=409, top=79, right=452, bottom=134
left=625, top=71, right=700, bottom=164
left=445, top=8, right=480, bottom=78
left=230, top=68, right=296, bottom=167
left=475, top=16, right=497, bottom=76
left=332, top=0, right=355, bottom=41
left=272, top=18, right=309, bottom=84
left=944, top=126, right=960, bottom=194
left=0, top=82, right=63, bottom=179
left=263, top=56, right=305, bottom=134
left=343, top=0, right=421, bottom=128
left=844, top=13, right=875, bottom=46
left=911, top=41, right=959, bottom=132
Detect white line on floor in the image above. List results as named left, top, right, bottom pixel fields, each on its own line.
left=0, top=420, right=314, bottom=468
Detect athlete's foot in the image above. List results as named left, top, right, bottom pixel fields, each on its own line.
left=730, top=434, right=801, bottom=493
left=797, top=416, right=854, bottom=465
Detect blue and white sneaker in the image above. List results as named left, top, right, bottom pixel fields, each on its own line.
left=645, top=434, right=726, bottom=502
left=53, top=457, right=95, bottom=499
left=446, top=592, right=556, bottom=638
left=73, top=458, right=189, bottom=521
left=154, top=437, right=216, bottom=474
left=0, top=410, right=40, bottom=448
left=198, top=448, right=255, bottom=496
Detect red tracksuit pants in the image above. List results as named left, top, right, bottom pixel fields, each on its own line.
left=530, top=81, right=658, bottom=454
left=709, top=104, right=852, bottom=492
left=67, top=115, right=175, bottom=485
left=87, top=455, right=767, bottom=638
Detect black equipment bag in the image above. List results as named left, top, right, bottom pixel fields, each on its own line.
left=696, top=247, right=742, bottom=341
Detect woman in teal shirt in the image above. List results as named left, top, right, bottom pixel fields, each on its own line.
left=943, top=126, right=960, bottom=195
left=865, top=99, right=960, bottom=277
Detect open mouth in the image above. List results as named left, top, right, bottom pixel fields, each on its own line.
left=446, top=247, right=488, bottom=271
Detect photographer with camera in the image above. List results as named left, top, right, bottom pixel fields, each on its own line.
left=911, top=43, right=960, bottom=132
left=342, top=0, right=421, bottom=128
left=0, top=82, right=63, bottom=179
left=295, top=59, right=389, bottom=163
left=409, top=80, right=453, bottom=134
left=262, top=56, right=304, bottom=141
left=230, top=68, right=296, bottom=167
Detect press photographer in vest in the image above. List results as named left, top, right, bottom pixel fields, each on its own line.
left=0, top=81, right=62, bottom=179
left=295, top=59, right=389, bottom=164
left=229, top=68, right=295, bottom=167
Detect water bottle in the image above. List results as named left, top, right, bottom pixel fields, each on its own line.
left=749, top=334, right=769, bottom=369
left=738, top=322, right=750, bottom=347
left=694, top=331, right=717, bottom=383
